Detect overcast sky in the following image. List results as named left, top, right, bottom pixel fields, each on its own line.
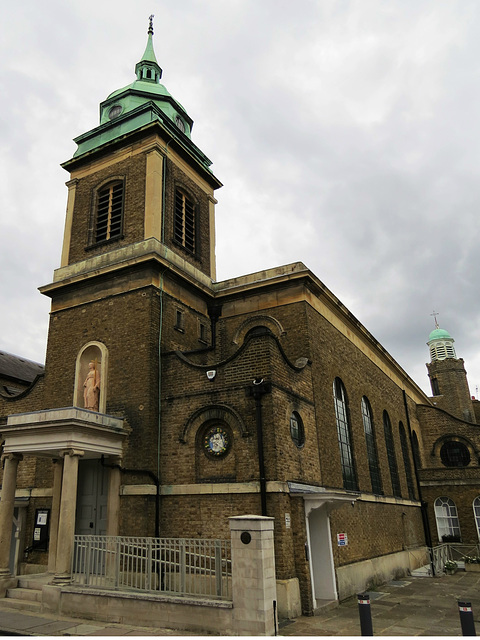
left=1, top=0, right=480, bottom=397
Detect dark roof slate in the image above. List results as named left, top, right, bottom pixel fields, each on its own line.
left=0, top=350, right=44, bottom=384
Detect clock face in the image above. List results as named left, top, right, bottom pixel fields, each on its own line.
left=204, top=426, right=229, bottom=457
left=175, top=115, right=186, bottom=132
left=108, top=105, right=123, bottom=120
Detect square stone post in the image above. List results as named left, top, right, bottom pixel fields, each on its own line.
left=229, top=515, right=277, bottom=636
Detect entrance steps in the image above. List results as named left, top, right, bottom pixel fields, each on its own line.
left=411, top=564, right=433, bottom=577
left=2, top=573, right=49, bottom=613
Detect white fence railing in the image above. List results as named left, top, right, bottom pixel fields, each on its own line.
left=431, top=543, right=480, bottom=574
left=72, top=535, right=232, bottom=600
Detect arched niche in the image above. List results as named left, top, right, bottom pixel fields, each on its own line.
left=73, top=342, right=108, bottom=413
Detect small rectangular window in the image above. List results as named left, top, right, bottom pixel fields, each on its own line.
left=199, top=322, right=207, bottom=343
left=175, top=310, right=184, bottom=332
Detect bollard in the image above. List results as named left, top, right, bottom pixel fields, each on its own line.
left=458, top=601, right=476, bottom=636
left=358, top=593, right=373, bottom=636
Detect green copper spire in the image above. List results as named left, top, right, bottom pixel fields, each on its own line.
left=69, top=17, right=221, bottom=173
left=135, top=15, right=162, bottom=82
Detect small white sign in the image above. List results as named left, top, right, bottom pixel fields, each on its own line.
left=34, top=528, right=41, bottom=541
left=285, top=513, right=291, bottom=529
left=37, top=511, right=48, bottom=526
left=337, top=533, right=348, bottom=546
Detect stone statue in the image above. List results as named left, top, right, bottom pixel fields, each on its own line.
left=83, top=361, right=100, bottom=411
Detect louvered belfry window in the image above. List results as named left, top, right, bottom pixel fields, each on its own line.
left=95, top=182, right=124, bottom=243
left=174, top=189, right=195, bottom=253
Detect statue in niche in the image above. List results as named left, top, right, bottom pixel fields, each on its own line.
left=83, top=360, right=101, bottom=411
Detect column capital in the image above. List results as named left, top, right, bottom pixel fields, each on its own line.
left=1, top=453, right=23, bottom=465
left=59, top=448, right=84, bottom=459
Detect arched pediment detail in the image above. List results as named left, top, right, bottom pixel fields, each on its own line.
left=179, top=404, right=249, bottom=444
left=232, top=315, right=286, bottom=345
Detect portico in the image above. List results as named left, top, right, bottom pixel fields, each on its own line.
left=0, top=408, right=128, bottom=585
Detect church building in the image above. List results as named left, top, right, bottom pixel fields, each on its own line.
left=1, top=20, right=480, bottom=620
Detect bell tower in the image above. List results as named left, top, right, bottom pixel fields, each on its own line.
left=58, top=15, right=221, bottom=280
left=426, top=318, right=475, bottom=423
left=37, top=19, right=222, bottom=478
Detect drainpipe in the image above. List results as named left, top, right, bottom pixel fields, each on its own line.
left=246, top=379, right=272, bottom=517
left=402, top=390, right=435, bottom=575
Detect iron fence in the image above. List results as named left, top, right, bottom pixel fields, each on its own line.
left=72, top=535, right=232, bottom=600
left=431, top=543, right=480, bottom=574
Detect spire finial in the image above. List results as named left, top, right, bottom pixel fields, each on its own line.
left=430, top=310, right=440, bottom=329
left=148, top=15, right=154, bottom=36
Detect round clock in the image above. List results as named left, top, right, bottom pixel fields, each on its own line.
left=108, top=105, right=123, bottom=120
left=175, top=115, right=186, bottom=132
left=204, top=426, right=230, bottom=457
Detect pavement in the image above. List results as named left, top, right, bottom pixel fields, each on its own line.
left=0, top=602, right=204, bottom=636
left=279, top=569, right=480, bottom=636
left=0, top=570, right=478, bottom=635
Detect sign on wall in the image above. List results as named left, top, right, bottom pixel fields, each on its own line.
left=337, top=532, right=348, bottom=546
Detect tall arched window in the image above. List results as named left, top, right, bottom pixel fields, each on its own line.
left=412, top=430, right=421, bottom=469
left=383, top=411, right=401, bottom=497
left=361, top=396, right=382, bottom=495
left=399, top=422, right=415, bottom=499
left=473, top=497, right=480, bottom=541
left=333, top=378, right=358, bottom=491
left=434, top=496, right=461, bottom=542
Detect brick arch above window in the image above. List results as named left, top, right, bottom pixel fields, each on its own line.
left=179, top=404, right=249, bottom=444
left=232, top=315, right=286, bottom=345
left=431, top=434, right=478, bottom=466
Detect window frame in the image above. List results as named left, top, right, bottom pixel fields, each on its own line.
left=92, top=179, right=125, bottom=245
left=290, top=411, right=305, bottom=449
left=434, top=496, right=461, bottom=542
left=399, top=422, right=415, bottom=500
left=361, top=396, right=383, bottom=495
left=473, top=497, right=480, bottom=541
left=383, top=410, right=401, bottom=497
left=333, top=378, right=358, bottom=491
left=174, top=188, right=196, bottom=254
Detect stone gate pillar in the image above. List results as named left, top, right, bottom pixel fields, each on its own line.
left=53, top=449, right=83, bottom=584
left=0, top=453, right=22, bottom=578
left=229, top=514, right=277, bottom=636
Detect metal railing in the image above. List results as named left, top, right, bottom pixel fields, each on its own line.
left=72, top=535, right=232, bottom=600
left=431, top=543, right=480, bottom=574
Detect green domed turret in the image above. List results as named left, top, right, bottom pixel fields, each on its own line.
left=427, top=318, right=456, bottom=361
left=69, top=16, right=215, bottom=167
left=98, top=15, right=192, bottom=137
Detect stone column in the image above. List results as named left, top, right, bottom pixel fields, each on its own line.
left=0, top=453, right=22, bottom=577
left=53, top=449, right=83, bottom=584
left=106, top=457, right=121, bottom=537
left=229, top=514, right=277, bottom=636
left=47, top=458, right=64, bottom=573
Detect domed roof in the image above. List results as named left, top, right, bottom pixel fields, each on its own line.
left=428, top=327, right=452, bottom=342
left=98, top=16, right=192, bottom=137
